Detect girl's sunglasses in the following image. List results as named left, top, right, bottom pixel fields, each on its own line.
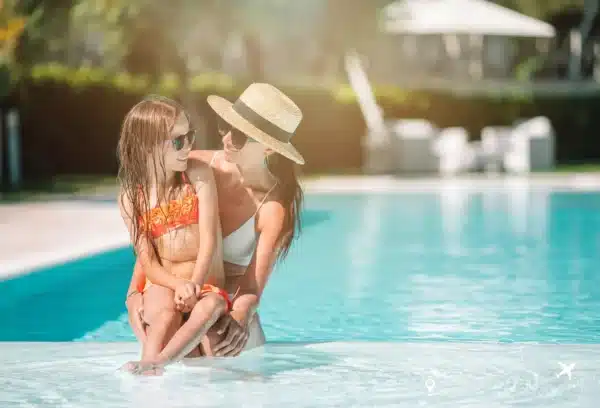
left=171, top=129, right=196, bottom=151
left=218, top=119, right=254, bottom=150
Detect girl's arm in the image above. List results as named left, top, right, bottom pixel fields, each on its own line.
left=118, top=192, right=181, bottom=291
left=125, top=259, right=146, bottom=341
left=126, top=259, right=145, bottom=297
left=187, top=162, right=223, bottom=285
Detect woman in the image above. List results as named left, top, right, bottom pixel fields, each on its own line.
left=117, top=95, right=230, bottom=374
left=125, top=83, right=305, bottom=367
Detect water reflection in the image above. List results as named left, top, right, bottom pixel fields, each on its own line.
left=332, top=185, right=600, bottom=343
left=15, top=187, right=600, bottom=344
left=438, top=183, right=471, bottom=257
left=346, top=195, right=386, bottom=300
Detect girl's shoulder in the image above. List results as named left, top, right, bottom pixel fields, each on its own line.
left=185, top=159, right=216, bottom=188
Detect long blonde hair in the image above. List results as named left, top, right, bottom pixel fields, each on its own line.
left=117, top=95, right=188, bottom=259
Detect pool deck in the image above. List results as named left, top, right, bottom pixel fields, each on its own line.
left=2, top=173, right=600, bottom=281
left=0, top=200, right=130, bottom=281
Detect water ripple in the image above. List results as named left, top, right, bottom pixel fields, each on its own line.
left=1, top=342, right=599, bottom=408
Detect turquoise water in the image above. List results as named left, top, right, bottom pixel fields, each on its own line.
left=1, top=190, right=600, bottom=343
left=2, top=188, right=600, bottom=407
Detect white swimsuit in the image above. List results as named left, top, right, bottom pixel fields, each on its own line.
left=210, top=152, right=276, bottom=270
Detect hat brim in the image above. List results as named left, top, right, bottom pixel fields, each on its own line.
left=207, top=95, right=305, bottom=165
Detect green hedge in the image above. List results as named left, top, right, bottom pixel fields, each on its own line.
left=6, top=64, right=600, bottom=183
left=23, top=63, right=236, bottom=95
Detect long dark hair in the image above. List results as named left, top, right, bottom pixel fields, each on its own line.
left=116, top=95, right=188, bottom=260
left=266, top=153, right=303, bottom=262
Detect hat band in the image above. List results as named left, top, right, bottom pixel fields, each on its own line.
left=232, top=100, right=293, bottom=143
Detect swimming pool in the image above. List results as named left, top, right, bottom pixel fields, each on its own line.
left=2, top=183, right=600, bottom=406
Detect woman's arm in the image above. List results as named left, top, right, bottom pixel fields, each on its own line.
left=230, top=201, right=286, bottom=324
left=118, top=192, right=180, bottom=291
left=187, top=163, right=222, bottom=285
left=211, top=202, right=285, bottom=356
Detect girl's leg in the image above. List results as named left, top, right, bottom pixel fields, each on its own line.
left=151, top=292, right=227, bottom=366
left=139, top=285, right=181, bottom=362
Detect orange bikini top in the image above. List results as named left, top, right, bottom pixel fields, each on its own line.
left=138, top=178, right=199, bottom=239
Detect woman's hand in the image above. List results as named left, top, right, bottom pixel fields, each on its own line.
left=125, top=291, right=146, bottom=342
left=211, top=313, right=250, bottom=357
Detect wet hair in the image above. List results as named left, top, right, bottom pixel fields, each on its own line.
left=116, top=95, right=189, bottom=260
left=265, top=153, right=303, bottom=262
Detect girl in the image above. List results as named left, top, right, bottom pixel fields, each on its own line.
left=117, top=95, right=229, bottom=374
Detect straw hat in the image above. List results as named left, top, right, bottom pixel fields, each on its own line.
left=207, top=83, right=305, bottom=165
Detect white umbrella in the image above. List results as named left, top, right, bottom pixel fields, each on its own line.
left=383, top=0, right=555, bottom=38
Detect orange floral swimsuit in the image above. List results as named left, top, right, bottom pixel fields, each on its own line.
left=137, top=176, right=231, bottom=311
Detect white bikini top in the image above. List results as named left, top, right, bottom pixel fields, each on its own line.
left=210, top=152, right=276, bottom=268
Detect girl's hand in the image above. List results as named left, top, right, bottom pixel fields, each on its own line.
left=174, top=281, right=201, bottom=312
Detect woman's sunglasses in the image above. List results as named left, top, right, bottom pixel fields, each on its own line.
left=218, top=119, right=254, bottom=150
left=171, top=129, right=196, bottom=151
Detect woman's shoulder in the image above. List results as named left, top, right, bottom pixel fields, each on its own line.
left=257, top=196, right=286, bottom=232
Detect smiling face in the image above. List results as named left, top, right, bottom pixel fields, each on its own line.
left=118, top=96, right=195, bottom=197
left=218, top=118, right=269, bottom=172
left=163, top=111, right=195, bottom=173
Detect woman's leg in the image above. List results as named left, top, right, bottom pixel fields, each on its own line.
left=244, top=313, right=267, bottom=351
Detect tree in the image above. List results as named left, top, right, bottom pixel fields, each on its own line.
left=319, top=0, right=387, bottom=78
left=494, top=0, right=584, bottom=20
left=13, top=0, right=74, bottom=67
left=0, top=0, right=32, bottom=96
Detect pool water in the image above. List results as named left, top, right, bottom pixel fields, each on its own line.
left=2, top=187, right=600, bottom=406
left=1, top=342, right=599, bottom=407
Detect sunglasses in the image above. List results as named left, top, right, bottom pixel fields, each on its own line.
left=171, top=129, right=196, bottom=151
left=218, top=119, right=255, bottom=150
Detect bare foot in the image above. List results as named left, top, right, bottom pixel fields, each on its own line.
left=134, top=359, right=167, bottom=376
left=119, top=361, right=139, bottom=373
left=136, top=363, right=165, bottom=376
left=119, top=361, right=165, bottom=376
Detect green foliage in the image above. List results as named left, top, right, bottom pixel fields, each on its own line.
left=68, top=0, right=144, bottom=69
left=515, top=55, right=545, bottom=81
left=0, top=0, right=28, bottom=65
left=24, top=62, right=237, bottom=95
left=14, top=62, right=600, bottom=176
left=19, top=62, right=546, bottom=140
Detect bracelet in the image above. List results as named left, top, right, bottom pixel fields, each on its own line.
left=125, top=289, right=139, bottom=301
